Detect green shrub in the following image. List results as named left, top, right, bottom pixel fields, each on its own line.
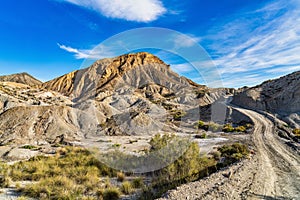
left=293, top=129, right=300, bottom=136
left=0, top=175, right=11, bottom=188
left=218, top=143, right=249, bottom=165
left=172, top=110, right=186, bottom=121
left=222, top=124, right=235, bottom=132
left=96, top=188, right=104, bottom=199
left=117, top=172, right=125, bottom=182
left=209, top=123, right=222, bottom=132
left=149, top=133, right=176, bottom=151
left=196, top=121, right=222, bottom=132
left=235, top=126, right=246, bottom=132
left=211, top=151, right=221, bottom=160
left=7, top=147, right=120, bottom=198
left=197, top=120, right=205, bottom=127
left=121, top=181, right=133, bottom=194
left=195, top=120, right=209, bottom=130
left=22, top=175, right=81, bottom=199
left=150, top=134, right=215, bottom=182
left=132, top=177, right=144, bottom=188
left=103, top=188, right=120, bottom=200
left=139, top=135, right=217, bottom=199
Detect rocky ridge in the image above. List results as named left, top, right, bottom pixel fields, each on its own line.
left=232, top=71, right=300, bottom=127
left=0, top=72, right=42, bottom=86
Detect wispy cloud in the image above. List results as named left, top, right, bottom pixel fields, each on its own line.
left=59, top=0, right=166, bottom=22
left=57, top=43, right=115, bottom=59
left=171, top=63, right=195, bottom=73
left=202, top=0, right=300, bottom=88
left=174, top=34, right=201, bottom=48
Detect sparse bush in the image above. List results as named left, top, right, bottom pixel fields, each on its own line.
left=195, top=120, right=209, bottom=131
left=121, top=181, right=133, bottom=194
left=22, top=175, right=81, bottom=199
left=235, top=126, right=247, bottom=133
left=293, top=128, right=300, bottom=136
left=218, top=143, right=249, bottom=166
left=103, top=188, right=120, bottom=200
left=150, top=134, right=215, bottom=182
left=132, top=177, right=144, bottom=188
left=172, top=110, right=186, bottom=121
left=223, top=124, right=250, bottom=133
left=117, top=172, right=125, bottom=182
left=139, top=134, right=217, bottom=199
left=209, top=123, right=223, bottom=132
left=222, top=124, right=235, bottom=132
left=211, top=151, right=221, bottom=160
left=0, top=162, right=10, bottom=188
left=0, top=175, right=11, bottom=188
left=149, top=133, right=176, bottom=151
left=196, top=121, right=223, bottom=132
left=7, top=147, right=120, bottom=198
left=96, top=188, right=104, bottom=199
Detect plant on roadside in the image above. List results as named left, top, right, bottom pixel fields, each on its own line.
left=132, top=177, right=144, bottom=188
left=103, top=187, right=120, bottom=200
left=121, top=181, right=133, bottom=194
left=217, top=143, right=249, bottom=167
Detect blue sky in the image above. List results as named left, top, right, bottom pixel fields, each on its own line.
left=0, top=0, right=299, bottom=88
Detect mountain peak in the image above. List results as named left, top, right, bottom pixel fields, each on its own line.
left=0, top=72, right=42, bottom=86
left=41, top=52, right=179, bottom=96
left=111, top=52, right=166, bottom=66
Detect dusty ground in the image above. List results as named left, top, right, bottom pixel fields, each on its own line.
left=158, top=105, right=300, bottom=200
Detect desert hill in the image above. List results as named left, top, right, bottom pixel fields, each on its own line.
left=0, top=72, right=42, bottom=86
left=1, top=52, right=228, bottom=145
left=232, top=71, right=300, bottom=127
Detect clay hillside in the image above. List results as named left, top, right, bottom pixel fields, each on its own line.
left=0, top=52, right=234, bottom=145
left=232, top=71, right=300, bottom=127
left=0, top=72, right=42, bottom=86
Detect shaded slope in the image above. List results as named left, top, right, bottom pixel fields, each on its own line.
left=232, top=71, right=300, bottom=114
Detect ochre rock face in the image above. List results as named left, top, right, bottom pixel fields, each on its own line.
left=40, top=52, right=198, bottom=101
left=41, top=52, right=167, bottom=96
left=40, top=70, right=78, bottom=96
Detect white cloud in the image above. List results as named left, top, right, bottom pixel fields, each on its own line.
left=57, top=43, right=115, bottom=59
left=202, top=0, right=300, bottom=87
left=60, top=0, right=166, bottom=22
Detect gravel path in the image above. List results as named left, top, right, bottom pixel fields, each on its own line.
left=158, top=106, right=300, bottom=200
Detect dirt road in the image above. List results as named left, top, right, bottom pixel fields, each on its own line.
left=158, top=106, right=300, bottom=200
